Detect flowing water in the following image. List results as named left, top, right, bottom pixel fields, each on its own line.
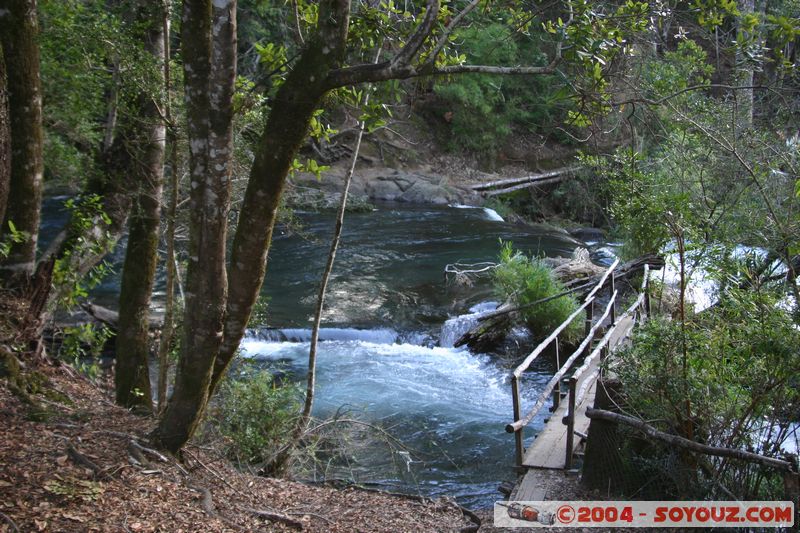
left=237, top=203, right=586, bottom=507
left=41, top=198, right=591, bottom=508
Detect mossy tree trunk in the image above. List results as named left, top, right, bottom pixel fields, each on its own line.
left=0, top=0, right=44, bottom=279
left=209, top=0, right=351, bottom=394
left=153, top=0, right=237, bottom=452
left=0, top=48, right=10, bottom=228
left=114, top=0, right=167, bottom=411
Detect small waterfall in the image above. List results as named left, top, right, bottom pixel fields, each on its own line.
left=439, top=302, right=498, bottom=348
left=253, top=327, right=399, bottom=344
left=481, top=207, right=504, bottom=222
left=448, top=203, right=505, bottom=222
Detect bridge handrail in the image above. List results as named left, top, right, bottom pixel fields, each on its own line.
left=511, top=259, right=619, bottom=380
left=570, top=289, right=645, bottom=386
left=508, top=259, right=620, bottom=467
left=584, top=258, right=620, bottom=303
left=505, top=290, right=616, bottom=434
left=563, top=265, right=651, bottom=468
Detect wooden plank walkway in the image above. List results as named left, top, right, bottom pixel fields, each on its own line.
left=521, top=360, right=598, bottom=469
left=510, top=315, right=636, bottom=500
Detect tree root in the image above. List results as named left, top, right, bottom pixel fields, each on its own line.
left=0, top=511, right=20, bottom=533
left=243, top=506, right=304, bottom=530
left=66, top=443, right=111, bottom=480
left=186, top=484, right=253, bottom=532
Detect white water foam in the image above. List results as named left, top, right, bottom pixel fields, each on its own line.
left=439, top=302, right=498, bottom=348
left=448, top=203, right=505, bottom=222
left=239, top=337, right=512, bottom=422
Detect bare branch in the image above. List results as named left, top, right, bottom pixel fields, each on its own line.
left=435, top=62, right=558, bottom=75
left=390, top=0, right=440, bottom=68
left=610, top=84, right=773, bottom=107
left=326, top=58, right=558, bottom=88
left=425, top=0, right=481, bottom=66
left=586, top=408, right=795, bottom=472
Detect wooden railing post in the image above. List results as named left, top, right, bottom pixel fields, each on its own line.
left=585, top=300, right=594, bottom=339
left=511, top=375, right=524, bottom=468
left=565, top=376, right=577, bottom=469
left=551, top=337, right=561, bottom=411
left=643, top=264, right=651, bottom=320
left=610, top=273, right=617, bottom=326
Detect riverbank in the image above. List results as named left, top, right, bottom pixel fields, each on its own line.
left=0, top=352, right=479, bottom=532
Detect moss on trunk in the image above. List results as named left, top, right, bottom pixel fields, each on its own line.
left=0, top=0, right=44, bottom=278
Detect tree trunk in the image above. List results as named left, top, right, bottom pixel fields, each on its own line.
left=114, top=0, right=167, bottom=410
left=157, top=8, right=177, bottom=415
left=735, top=0, right=763, bottom=130
left=153, top=0, right=236, bottom=453
left=0, top=47, right=10, bottom=228
left=299, top=68, right=374, bottom=436
left=0, top=0, right=44, bottom=279
left=581, top=378, right=627, bottom=493
left=209, top=0, right=351, bottom=395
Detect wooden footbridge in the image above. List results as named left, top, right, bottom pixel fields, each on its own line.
left=506, top=259, right=652, bottom=500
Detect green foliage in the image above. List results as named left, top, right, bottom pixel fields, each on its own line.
left=433, top=23, right=568, bottom=159
left=57, top=323, right=112, bottom=380
left=210, top=364, right=302, bottom=466
left=52, top=195, right=114, bottom=310
left=39, top=0, right=162, bottom=186
left=492, top=242, right=583, bottom=342
left=643, top=40, right=714, bottom=98
left=613, top=286, right=800, bottom=498
left=546, top=0, right=650, bottom=126
left=247, top=296, right=270, bottom=328
left=582, top=149, right=676, bottom=258
left=0, top=221, right=30, bottom=260
left=39, top=0, right=114, bottom=184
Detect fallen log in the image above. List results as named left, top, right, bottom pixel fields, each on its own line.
left=81, top=302, right=162, bottom=330
left=484, top=176, right=566, bottom=197
left=586, top=408, right=795, bottom=472
left=471, top=167, right=580, bottom=192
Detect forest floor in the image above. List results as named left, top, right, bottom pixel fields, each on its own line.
left=0, top=355, right=479, bottom=532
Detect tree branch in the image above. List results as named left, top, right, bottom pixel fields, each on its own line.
left=390, top=0, right=440, bottom=68
left=425, top=0, right=481, bottom=66
left=326, top=58, right=558, bottom=88
left=585, top=408, right=795, bottom=472
left=610, top=84, right=771, bottom=107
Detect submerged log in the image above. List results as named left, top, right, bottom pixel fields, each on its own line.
left=453, top=305, right=513, bottom=351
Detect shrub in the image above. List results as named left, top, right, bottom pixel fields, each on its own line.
left=209, top=364, right=302, bottom=468
left=611, top=287, right=800, bottom=499
left=492, top=242, right=583, bottom=342
left=57, top=323, right=112, bottom=380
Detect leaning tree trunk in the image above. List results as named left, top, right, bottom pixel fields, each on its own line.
left=0, top=48, right=10, bottom=228
left=153, top=0, right=236, bottom=453
left=209, top=0, right=351, bottom=395
left=0, top=0, right=44, bottom=279
left=115, top=0, right=167, bottom=410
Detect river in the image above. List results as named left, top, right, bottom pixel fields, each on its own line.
left=42, top=198, right=595, bottom=508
